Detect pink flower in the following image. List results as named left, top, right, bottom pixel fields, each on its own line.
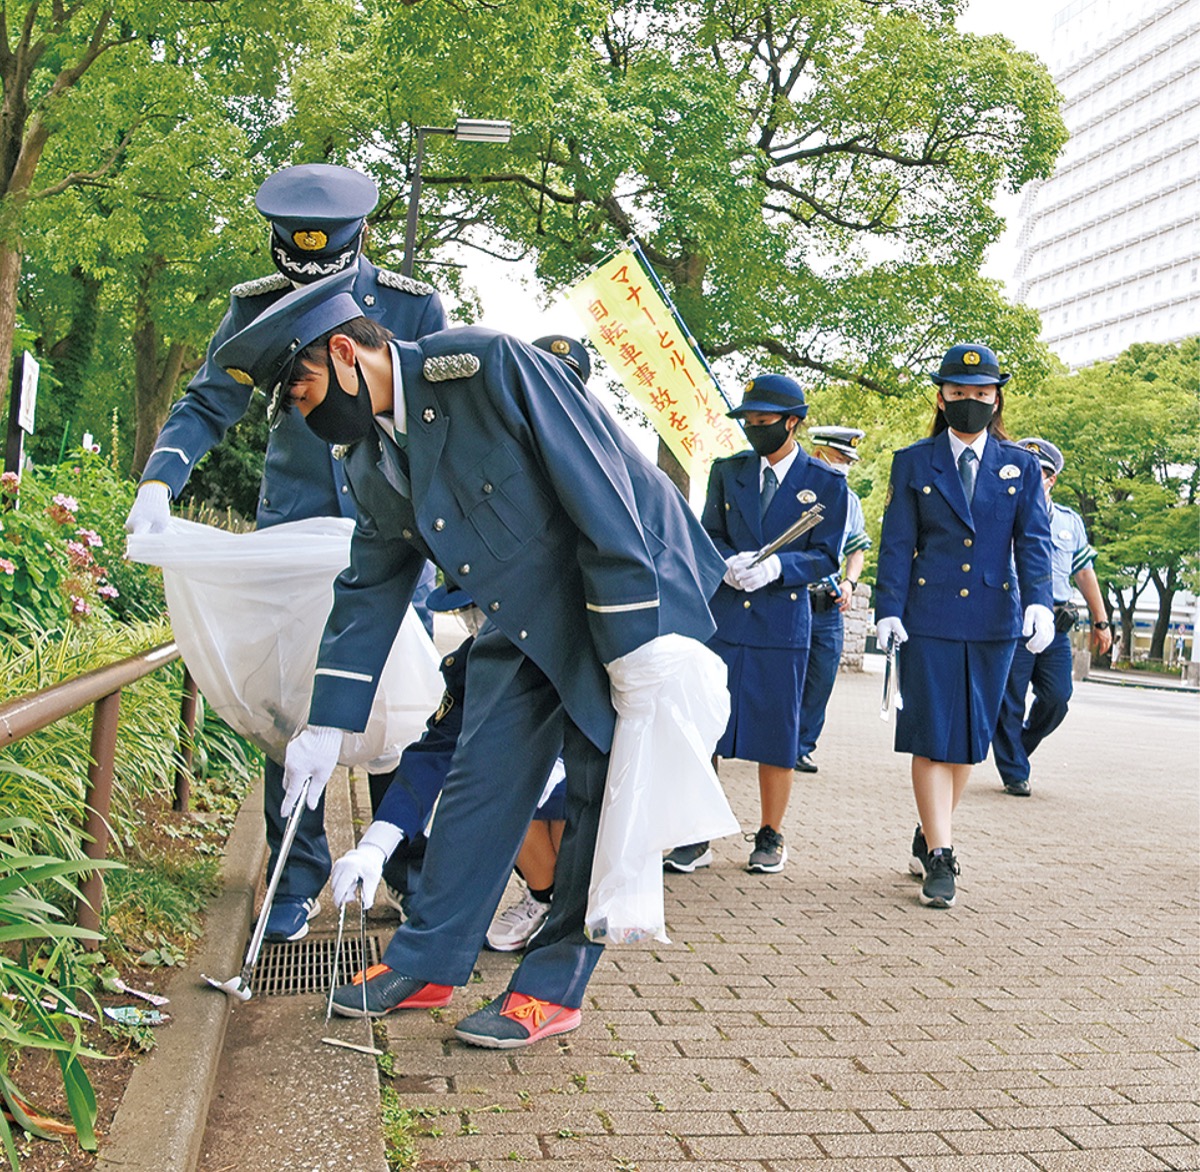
left=76, top=528, right=103, bottom=549
left=97, top=584, right=119, bottom=601
left=0, top=472, right=18, bottom=494
left=0, top=557, right=14, bottom=575
left=70, top=595, right=92, bottom=616
left=66, top=540, right=91, bottom=566
left=52, top=494, right=78, bottom=513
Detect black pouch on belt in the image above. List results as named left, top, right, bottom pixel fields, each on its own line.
left=1053, top=601, right=1079, bottom=633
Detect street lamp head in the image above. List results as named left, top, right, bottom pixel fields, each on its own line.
left=453, top=118, right=513, bottom=144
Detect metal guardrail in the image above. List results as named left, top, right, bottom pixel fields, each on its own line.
left=0, top=641, right=200, bottom=935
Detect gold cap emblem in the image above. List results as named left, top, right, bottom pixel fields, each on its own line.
left=550, top=339, right=570, bottom=356
left=292, top=229, right=328, bottom=252
left=744, top=379, right=755, bottom=393
left=226, top=367, right=254, bottom=386
left=1024, top=442, right=1042, bottom=454
left=849, top=435, right=859, bottom=447
left=963, top=350, right=981, bottom=366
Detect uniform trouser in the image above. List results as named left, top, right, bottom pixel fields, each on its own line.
left=795, top=605, right=844, bottom=759
left=381, top=626, right=607, bottom=1008
left=992, top=629, right=1074, bottom=784
left=264, top=756, right=330, bottom=901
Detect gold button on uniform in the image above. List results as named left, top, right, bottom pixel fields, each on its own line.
left=917, top=577, right=926, bottom=586
left=960, top=588, right=969, bottom=597
left=964, top=538, right=973, bottom=547
left=961, top=563, right=971, bottom=572
left=1007, top=486, right=1016, bottom=494
left=743, top=600, right=752, bottom=609
left=483, top=483, right=493, bottom=494
left=1003, top=582, right=1010, bottom=591
left=519, top=630, right=528, bottom=640
left=489, top=601, right=500, bottom=612
left=789, top=592, right=797, bottom=600
left=434, top=518, right=446, bottom=531
left=922, top=486, right=931, bottom=494
left=402, top=528, right=413, bottom=539
left=459, top=564, right=470, bottom=575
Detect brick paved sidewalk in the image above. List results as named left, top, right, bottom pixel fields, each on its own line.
left=380, top=669, right=1199, bottom=1171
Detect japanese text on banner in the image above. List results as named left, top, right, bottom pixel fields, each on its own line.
left=568, top=252, right=743, bottom=484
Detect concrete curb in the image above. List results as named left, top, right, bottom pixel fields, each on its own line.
left=96, top=779, right=267, bottom=1172
left=1083, top=672, right=1200, bottom=694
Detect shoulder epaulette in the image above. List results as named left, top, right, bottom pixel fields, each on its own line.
left=231, top=273, right=290, bottom=298
left=376, top=268, right=437, bottom=297
left=423, top=353, right=480, bottom=382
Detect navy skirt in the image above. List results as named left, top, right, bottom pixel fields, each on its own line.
left=710, top=638, right=807, bottom=768
left=894, top=634, right=1017, bottom=764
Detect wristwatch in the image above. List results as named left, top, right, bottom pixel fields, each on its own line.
left=844, top=579, right=859, bottom=589
left=1093, top=621, right=1110, bottom=630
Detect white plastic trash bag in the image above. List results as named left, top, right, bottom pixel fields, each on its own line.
left=586, top=634, right=739, bottom=945
left=128, top=517, right=442, bottom=768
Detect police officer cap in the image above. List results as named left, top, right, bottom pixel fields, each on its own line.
left=256, top=164, right=379, bottom=283
left=532, top=335, right=591, bottom=383
left=727, top=373, right=807, bottom=419
left=1017, top=436, right=1064, bottom=476
left=809, top=425, right=865, bottom=461
left=214, top=267, right=362, bottom=416
left=426, top=583, right=475, bottom=613
left=930, top=343, right=1011, bottom=388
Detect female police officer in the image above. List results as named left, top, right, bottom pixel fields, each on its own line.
left=873, top=345, right=1054, bottom=908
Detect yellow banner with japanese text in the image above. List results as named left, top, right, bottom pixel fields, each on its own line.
left=568, top=252, right=744, bottom=484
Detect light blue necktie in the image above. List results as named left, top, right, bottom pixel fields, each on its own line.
left=760, top=466, right=778, bottom=519
left=958, top=448, right=977, bottom=505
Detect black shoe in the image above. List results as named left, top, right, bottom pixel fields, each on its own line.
left=909, top=826, right=929, bottom=878
left=663, top=842, right=713, bottom=873
left=920, top=848, right=959, bottom=909
left=746, top=825, right=787, bottom=873
left=794, top=754, right=818, bottom=773
left=1003, top=778, right=1031, bottom=797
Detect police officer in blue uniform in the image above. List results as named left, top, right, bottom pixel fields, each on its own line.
left=124, top=164, right=447, bottom=942
left=212, top=271, right=725, bottom=1048
left=875, top=344, right=1055, bottom=909
left=992, top=438, right=1112, bottom=796
left=665, top=376, right=847, bottom=876
left=794, top=425, right=872, bottom=774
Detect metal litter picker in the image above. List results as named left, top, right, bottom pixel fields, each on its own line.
left=202, top=775, right=311, bottom=1000
left=321, top=880, right=383, bottom=1056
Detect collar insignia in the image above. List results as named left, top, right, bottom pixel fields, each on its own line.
left=422, top=407, right=437, bottom=424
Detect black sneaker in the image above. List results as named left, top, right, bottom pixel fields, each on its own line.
left=909, top=826, right=929, bottom=878
left=663, top=842, right=713, bottom=873
left=794, top=754, right=818, bottom=773
left=920, top=848, right=959, bottom=909
left=746, top=825, right=787, bottom=873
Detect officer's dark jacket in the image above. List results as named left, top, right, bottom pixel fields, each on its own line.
left=875, top=431, right=1053, bottom=640
left=141, top=260, right=445, bottom=529
left=702, top=449, right=848, bottom=649
left=308, top=329, right=727, bottom=753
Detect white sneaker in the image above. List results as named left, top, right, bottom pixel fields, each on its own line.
left=486, top=889, right=551, bottom=952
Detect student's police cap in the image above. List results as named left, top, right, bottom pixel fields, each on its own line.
left=727, top=374, right=807, bottom=419
left=214, top=267, right=363, bottom=420
left=426, top=583, right=476, bottom=613
left=809, top=425, right=865, bottom=461
left=1017, top=436, right=1064, bottom=476
left=930, top=343, right=1011, bottom=387
left=532, top=335, right=591, bottom=383
left=255, top=164, right=379, bottom=283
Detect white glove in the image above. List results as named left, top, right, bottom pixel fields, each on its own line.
left=1023, top=603, right=1055, bottom=654
left=722, top=551, right=755, bottom=590
left=124, top=481, right=172, bottom=535
left=280, top=725, right=344, bottom=816
left=734, top=553, right=781, bottom=593
left=330, top=821, right=405, bottom=908
left=875, top=616, right=908, bottom=650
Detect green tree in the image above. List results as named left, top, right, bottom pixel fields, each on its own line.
left=1009, top=338, right=1200, bottom=662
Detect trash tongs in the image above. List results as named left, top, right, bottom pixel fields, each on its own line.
left=880, top=641, right=904, bottom=721
left=202, top=775, right=310, bottom=1001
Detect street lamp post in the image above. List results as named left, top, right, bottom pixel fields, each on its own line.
left=401, top=118, right=513, bottom=278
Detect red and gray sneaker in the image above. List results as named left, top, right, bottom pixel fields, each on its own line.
left=453, top=991, right=582, bottom=1049
left=330, top=964, right=453, bottom=1018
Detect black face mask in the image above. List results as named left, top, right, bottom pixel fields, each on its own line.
left=941, top=396, right=996, bottom=436
left=303, top=350, right=376, bottom=445
left=742, top=419, right=793, bottom=457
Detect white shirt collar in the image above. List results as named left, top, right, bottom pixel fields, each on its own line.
left=761, top=443, right=799, bottom=488
left=388, top=340, right=406, bottom=435
left=946, top=428, right=988, bottom=465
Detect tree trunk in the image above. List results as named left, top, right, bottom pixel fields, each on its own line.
left=0, top=247, right=22, bottom=419
left=656, top=436, right=689, bottom=499
left=131, top=308, right=185, bottom=477
left=1106, top=581, right=1137, bottom=664
left=1148, top=567, right=1177, bottom=663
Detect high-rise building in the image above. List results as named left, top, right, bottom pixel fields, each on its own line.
left=1012, top=0, right=1200, bottom=368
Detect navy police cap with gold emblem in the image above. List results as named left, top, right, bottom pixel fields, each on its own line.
left=1016, top=436, right=1064, bottom=476
left=214, top=267, right=364, bottom=420
left=532, top=334, right=592, bottom=383
left=255, top=164, right=379, bottom=284
left=727, top=373, right=807, bottom=419
left=930, top=342, right=1011, bottom=388
left=809, top=425, right=865, bottom=461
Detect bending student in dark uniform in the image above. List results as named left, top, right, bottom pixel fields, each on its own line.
left=874, top=344, right=1053, bottom=909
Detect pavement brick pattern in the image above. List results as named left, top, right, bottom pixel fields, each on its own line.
left=380, top=668, right=1200, bottom=1171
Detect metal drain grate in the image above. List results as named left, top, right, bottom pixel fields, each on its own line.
left=253, top=933, right=383, bottom=996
